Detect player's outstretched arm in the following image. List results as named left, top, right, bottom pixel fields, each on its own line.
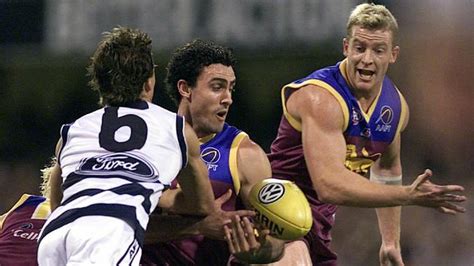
left=288, top=85, right=467, bottom=211
left=224, top=215, right=284, bottom=264
left=148, top=189, right=254, bottom=243
left=164, top=122, right=214, bottom=216
left=230, top=137, right=285, bottom=263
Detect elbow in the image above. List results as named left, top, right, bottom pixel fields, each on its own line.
left=314, top=181, right=345, bottom=205
left=316, top=189, right=337, bottom=204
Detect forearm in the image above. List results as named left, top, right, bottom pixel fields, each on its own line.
left=175, top=158, right=214, bottom=215
left=314, top=168, right=409, bottom=207
left=177, top=123, right=215, bottom=215
left=376, top=206, right=401, bottom=247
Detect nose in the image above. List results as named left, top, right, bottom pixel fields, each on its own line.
left=221, top=88, right=233, bottom=107
left=361, top=50, right=374, bottom=65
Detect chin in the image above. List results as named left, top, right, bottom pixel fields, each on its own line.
left=214, top=123, right=225, bottom=133
left=203, top=123, right=224, bottom=135
left=354, top=81, right=375, bottom=92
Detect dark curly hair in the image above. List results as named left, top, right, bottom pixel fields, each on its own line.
left=87, top=26, right=155, bottom=106
left=165, top=39, right=236, bottom=105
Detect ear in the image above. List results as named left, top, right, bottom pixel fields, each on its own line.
left=142, top=75, right=155, bottom=102
left=390, top=45, right=400, bottom=64
left=177, top=79, right=192, bottom=99
left=144, top=76, right=154, bottom=92
left=343, top=38, right=350, bottom=57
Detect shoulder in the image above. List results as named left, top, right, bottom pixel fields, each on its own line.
left=237, top=136, right=271, bottom=178
left=287, top=84, right=345, bottom=130
left=237, top=136, right=266, bottom=160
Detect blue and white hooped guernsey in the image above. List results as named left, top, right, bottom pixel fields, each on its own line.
left=39, top=100, right=187, bottom=247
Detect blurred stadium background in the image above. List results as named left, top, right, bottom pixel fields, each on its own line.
left=0, top=0, right=472, bottom=265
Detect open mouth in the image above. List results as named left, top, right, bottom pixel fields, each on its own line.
left=216, top=110, right=227, bottom=120
left=357, top=69, right=375, bottom=79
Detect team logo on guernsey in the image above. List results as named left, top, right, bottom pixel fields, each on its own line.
left=77, top=153, right=159, bottom=181
left=20, top=223, right=34, bottom=229
left=375, top=105, right=393, bottom=132
left=258, top=183, right=285, bottom=204
left=200, top=147, right=220, bottom=171
left=351, top=107, right=361, bottom=125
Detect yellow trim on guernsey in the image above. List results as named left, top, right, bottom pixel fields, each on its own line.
left=0, top=194, right=31, bottom=229
left=199, top=133, right=217, bottom=145
left=31, top=199, right=51, bottom=220
left=395, top=87, right=408, bottom=135
left=360, top=86, right=382, bottom=122
left=229, top=132, right=248, bottom=195
left=282, top=80, right=350, bottom=132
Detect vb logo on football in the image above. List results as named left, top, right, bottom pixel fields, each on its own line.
left=258, top=183, right=285, bottom=204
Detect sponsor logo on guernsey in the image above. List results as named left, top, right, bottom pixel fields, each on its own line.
left=11, top=223, right=39, bottom=241
left=361, top=127, right=372, bottom=138
left=200, top=147, right=220, bottom=171
left=76, top=153, right=158, bottom=181
left=375, top=105, right=393, bottom=132
left=258, top=183, right=285, bottom=204
left=20, top=222, right=34, bottom=229
left=351, top=107, right=361, bottom=125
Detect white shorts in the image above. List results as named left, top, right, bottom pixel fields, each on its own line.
left=38, top=216, right=141, bottom=266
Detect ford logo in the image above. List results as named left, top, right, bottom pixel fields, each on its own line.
left=76, top=153, right=158, bottom=181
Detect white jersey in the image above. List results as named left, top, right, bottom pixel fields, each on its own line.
left=39, top=100, right=187, bottom=247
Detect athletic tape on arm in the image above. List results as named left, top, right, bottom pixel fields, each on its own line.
left=370, top=168, right=402, bottom=185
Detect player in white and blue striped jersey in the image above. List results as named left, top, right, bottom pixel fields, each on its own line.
left=37, top=26, right=214, bottom=266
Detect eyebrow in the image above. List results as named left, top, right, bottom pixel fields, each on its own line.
left=209, top=77, right=236, bottom=86
left=353, top=38, right=388, bottom=47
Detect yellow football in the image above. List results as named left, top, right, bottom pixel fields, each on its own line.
left=248, top=178, right=312, bottom=241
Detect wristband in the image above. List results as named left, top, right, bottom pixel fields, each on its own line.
left=370, top=168, right=402, bottom=185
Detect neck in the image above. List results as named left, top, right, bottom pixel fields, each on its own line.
left=177, top=102, right=190, bottom=121
left=139, top=90, right=153, bottom=102
left=177, top=101, right=200, bottom=134
left=352, top=85, right=381, bottom=113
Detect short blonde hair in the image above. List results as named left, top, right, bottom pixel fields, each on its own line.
left=346, top=3, right=399, bottom=44
left=40, top=157, right=57, bottom=198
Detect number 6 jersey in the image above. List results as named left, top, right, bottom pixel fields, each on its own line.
left=39, top=100, right=187, bottom=247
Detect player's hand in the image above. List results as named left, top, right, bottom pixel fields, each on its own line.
left=224, top=215, right=287, bottom=264
left=379, top=243, right=404, bottom=266
left=223, top=215, right=270, bottom=258
left=197, top=189, right=255, bottom=240
left=409, top=169, right=466, bottom=214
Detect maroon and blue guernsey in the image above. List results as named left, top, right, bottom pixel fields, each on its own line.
left=268, top=59, right=407, bottom=265
left=142, top=123, right=248, bottom=265
left=0, top=194, right=50, bottom=266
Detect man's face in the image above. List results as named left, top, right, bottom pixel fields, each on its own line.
left=188, top=64, right=236, bottom=138
left=343, top=26, right=399, bottom=93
